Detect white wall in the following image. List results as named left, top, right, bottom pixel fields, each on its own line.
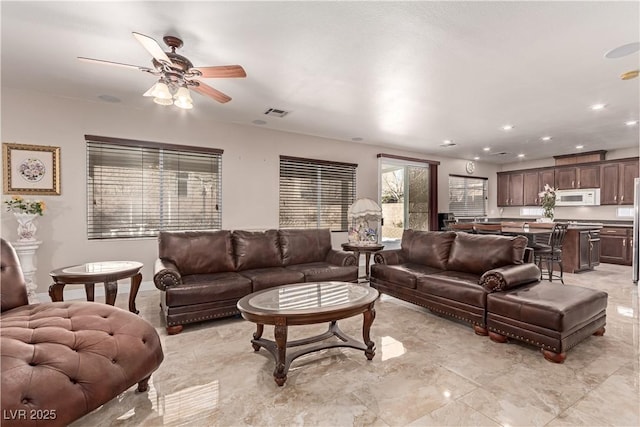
left=1, top=87, right=500, bottom=293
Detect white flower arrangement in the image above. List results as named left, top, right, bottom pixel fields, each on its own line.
left=538, top=184, right=556, bottom=219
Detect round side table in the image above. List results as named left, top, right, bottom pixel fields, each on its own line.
left=341, top=243, right=384, bottom=281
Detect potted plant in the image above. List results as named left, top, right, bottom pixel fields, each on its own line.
left=4, top=196, right=46, bottom=241
left=538, top=184, right=556, bottom=222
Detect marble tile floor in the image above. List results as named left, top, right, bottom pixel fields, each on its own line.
left=71, top=263, right=639, bottom=427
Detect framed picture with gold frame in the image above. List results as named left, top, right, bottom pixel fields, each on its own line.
left=3, top=143, right=61, bottom=195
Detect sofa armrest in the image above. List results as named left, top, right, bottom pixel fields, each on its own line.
left=325, top=249, right=358, bottom=266
left=479, top=263, right=541, bottom=292
left=153, top=259, right=182, bottom=291
left=373, top=249, right=405, bottom=265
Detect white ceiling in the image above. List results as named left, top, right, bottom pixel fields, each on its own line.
left=2, top=1, right=639, bottom=164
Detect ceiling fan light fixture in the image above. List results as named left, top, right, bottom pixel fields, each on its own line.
left=174, top=98, right=193, bottom=109
left=142, top=80, right=173, bottom=101
left=153, top=97, right=173, bottom=106
left=174, top=86, right=194, bottom=109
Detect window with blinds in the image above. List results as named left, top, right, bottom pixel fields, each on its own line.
left=86, top=135, right=222, bottom=239
left=448, top=175, right=488, bottom=217
left=279, top=156, right=357, bottom=231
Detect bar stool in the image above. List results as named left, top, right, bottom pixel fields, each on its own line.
left=533, top=222, right=569, bottom=284
left=449, top=222, right=475, bottom=233
left=473, top=223, right=502, bottom=234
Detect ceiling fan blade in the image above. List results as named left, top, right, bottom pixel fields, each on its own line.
left=78, top=57, right=153, bottom=72
left=191, top=81, right=232, bottom=103
left=192, top=65, right=247, bottom=78
left=132, top=32, right=171, bottom=64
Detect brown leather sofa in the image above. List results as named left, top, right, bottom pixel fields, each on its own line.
left=153, top=228, right=358, bottom=334
left=371, top=230, right=607, bottom=362
left=0, top=238, right=164, bottom=427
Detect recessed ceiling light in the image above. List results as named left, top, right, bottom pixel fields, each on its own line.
left=576, top=145, right=584, bottom=149
left=625, top=120, right=638, bottom=126
left=352, top=137, right=363, bottom=142
left=501, top=125, right=514, bottom=131
left=473, top=156, right=480, bottom=160
left=541, top=136, right=552, bottom=141
left=443, top=139, right=453, bottom=145
left=605, top=42, right=640, bottom=59
left=517, top=154, right=525, bottom=158
left=252, top=119, right=267, bottom=125
left=483, top=147, right=491, bottom=152
left=590, top=103, right=606, bottom=111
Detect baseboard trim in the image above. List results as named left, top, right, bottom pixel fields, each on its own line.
left=36, top=281, right=156, bottom=303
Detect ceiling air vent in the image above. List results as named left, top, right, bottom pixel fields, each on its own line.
left=264, top=108, right=289, bottom=118
left=439, top=142, right=456, bottom=147
left=489, top=151, right=511, bottom=156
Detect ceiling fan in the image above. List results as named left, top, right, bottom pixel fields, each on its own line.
left=79, top=32, right=246, bottom=109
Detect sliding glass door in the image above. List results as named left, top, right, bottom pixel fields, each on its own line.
left=379, top=159, right=430, bottom=243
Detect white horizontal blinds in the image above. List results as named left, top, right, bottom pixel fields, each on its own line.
left=279, top=156, right=357, bottom=231
left=86, top=136, right=222, bottom=239
left=449, top=175, right=488, bottom=217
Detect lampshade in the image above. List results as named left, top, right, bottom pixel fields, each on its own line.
left=348, top=198, right=382, bottom=220
left=153, top=97, right=173, bottom=106
left=173, top=86, right=193, bottom=109
left=144, top=81, right=172, bottom=100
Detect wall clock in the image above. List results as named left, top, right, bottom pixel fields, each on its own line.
left=466, top=161, right=476, bottom=174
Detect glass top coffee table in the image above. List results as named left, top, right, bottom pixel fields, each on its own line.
left=237, top=281, right=379, bottom=386
left=49, top=261, right=143, bottom=314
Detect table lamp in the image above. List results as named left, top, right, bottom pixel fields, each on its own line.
left=348, top=198, right=382, bottom=245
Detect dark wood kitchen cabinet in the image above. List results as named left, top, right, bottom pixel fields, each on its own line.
left=523, top=169, right=555, bottom=206
left=600, top=226, right=632, bottom=265
left=561, top=227, right=601, bottom=273
left=601, top=159, right=639, bottom=205
left=497, top=171, right=524, bottom=207
left=555, top=165, right=600, bottom=190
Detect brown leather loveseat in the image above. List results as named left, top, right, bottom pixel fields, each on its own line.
left=153, top=228, right=358, bottom=334
left=0, top=238, right=164, bottom=427
left=371, top=230, right=607, bottom=362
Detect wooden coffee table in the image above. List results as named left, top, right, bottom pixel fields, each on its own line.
left=49, top=261, right=143, bottom=314
left=237, top=281, right=379, bottom=386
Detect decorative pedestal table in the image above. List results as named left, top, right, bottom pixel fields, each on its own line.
left=12, top=240, right=42, bottom=304
left=341, top=243, right=385, bottom=282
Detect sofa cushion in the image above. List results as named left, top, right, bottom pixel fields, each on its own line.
left=370, top=263, right=442, bottom=289
left=447, top=233, right=528, bottom=275
left=401, top=230, right=457, bottom=270
left=417, top=271, right=486, bottom=307
left=166, top=272, right=252, bottom=307
left=279, top=229, right=332, bottom=266
left=159, top=230, right=235, bottom=275
left=239, top=267, right=305, bottom=292
left=285, top=262, right=358, bottom=282
left=233, top=230, right=282, bottom=271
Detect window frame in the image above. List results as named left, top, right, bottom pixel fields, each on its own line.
left=85, top=135, right=223, bottom=240
left=279, top=155, right=357, bottom=232
left=448, top=174, right=488, bottom=217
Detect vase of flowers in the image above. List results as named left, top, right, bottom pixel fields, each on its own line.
left=4, top=196, right=46, bottom=241
left=538, top=184, right=556, bottom=221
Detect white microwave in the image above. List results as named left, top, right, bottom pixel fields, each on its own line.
left=555, top=189, right=600, bottom=206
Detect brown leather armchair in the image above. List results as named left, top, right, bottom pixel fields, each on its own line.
left=1, top=238, right=164, bottom=427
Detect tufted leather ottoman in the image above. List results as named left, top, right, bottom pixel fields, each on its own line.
left=1, top=238, right=164, bottom=426
left=486, top=282, right=607, bottom=363
left=1, top=302, right=164, bottom=426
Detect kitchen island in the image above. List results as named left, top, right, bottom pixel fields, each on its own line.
left=457, top=221, right=603, bottom=274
